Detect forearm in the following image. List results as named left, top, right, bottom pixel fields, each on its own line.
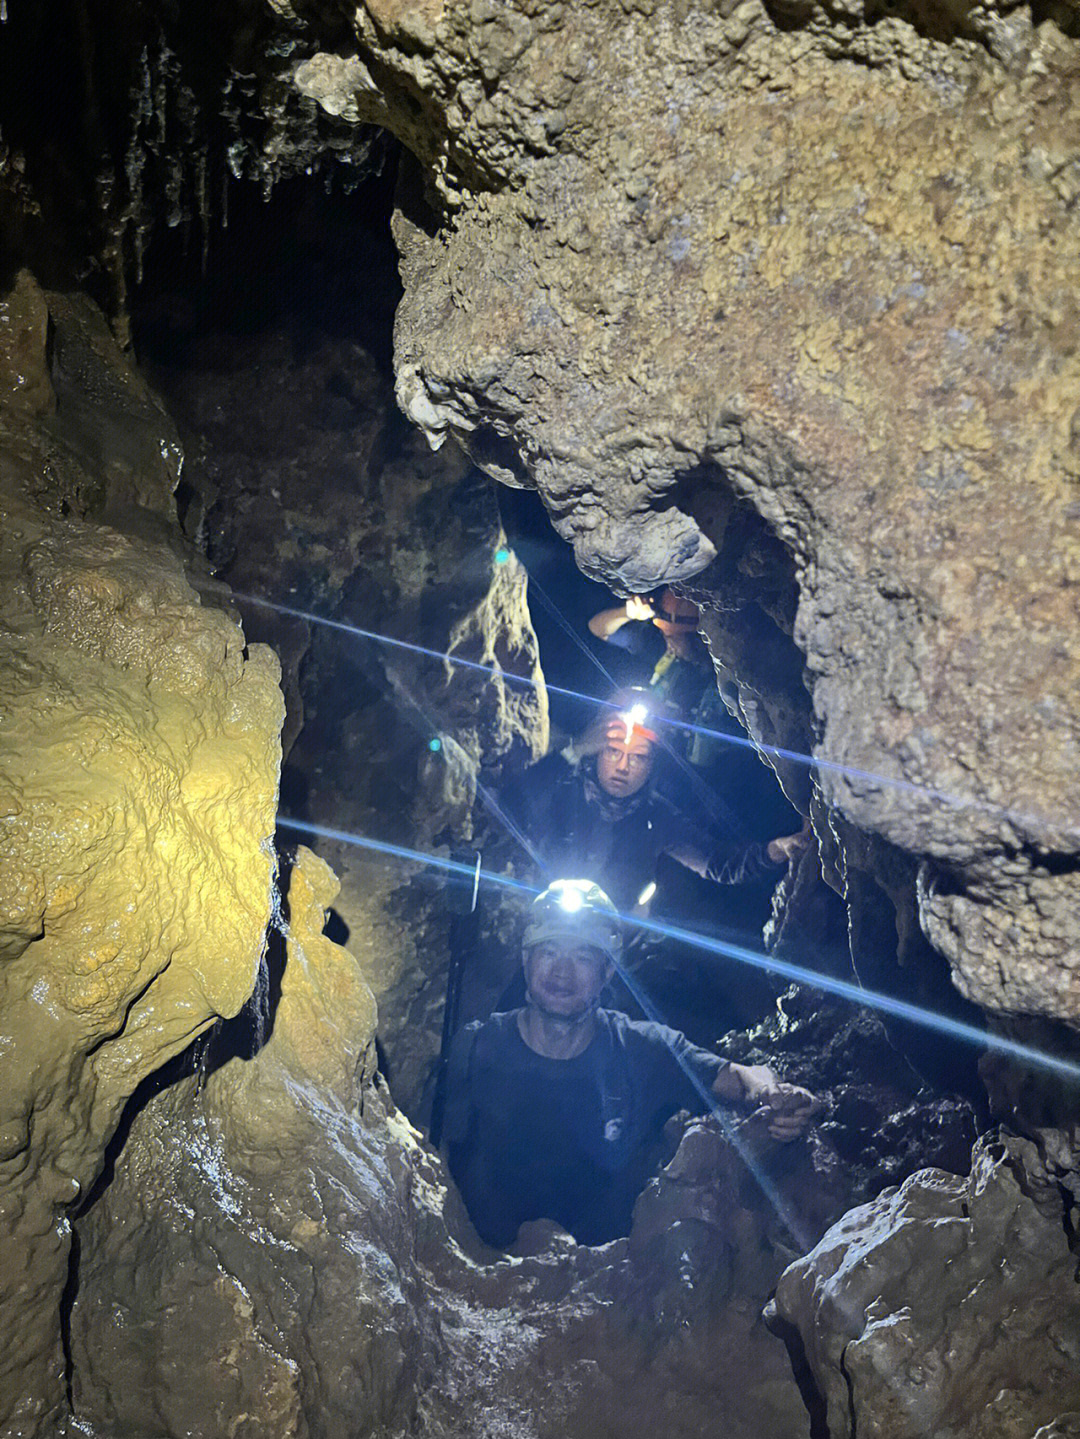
left=664, top=837, right=783, bottom=885
left=711, top=1062, right=777, bottom=1104
left=705, top=839, right=784, bottom=886
left=664, top=839, right=710, bottom=878
left=588, top=605, right=634, bottom=640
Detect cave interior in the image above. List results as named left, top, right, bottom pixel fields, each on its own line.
left=2, top=1, right=1080, bottom=1436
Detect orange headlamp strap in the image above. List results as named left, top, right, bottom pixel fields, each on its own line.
left=606, top=719, right=658, bottom=746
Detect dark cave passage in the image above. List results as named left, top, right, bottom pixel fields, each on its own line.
left=123, top=158, right=986, bottom=1254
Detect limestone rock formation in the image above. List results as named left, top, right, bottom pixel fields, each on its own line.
left=4, top=0, right=1080, bottom=1432
left=133, top=203, right=548, bottom=1117
left=70, top=848, right=837, bottom=1439
left=773, top=1133, right=1080, bottom=1439
left=0, top=270, right=283, bottom=1435
left=291, top=0, right=1080, bottom=1041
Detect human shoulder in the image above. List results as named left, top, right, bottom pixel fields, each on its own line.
left=599, top=1009, right=678, bottom=1043
left=605, top=619, right=661, bottom=657
left=448, top=1010, right=518, bottom=1061
left=446, top=1011, right=526, bottom=1102
left=597, top=1010, right=727, bottom=1070
left=521, top=750, right=576, bottom=791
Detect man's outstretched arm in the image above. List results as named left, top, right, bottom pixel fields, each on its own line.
left=713, top=1062, right=822, bottom=1142
left=665, top=819, right=813, bottom=886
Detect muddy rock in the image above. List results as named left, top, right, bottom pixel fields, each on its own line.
left=773, top=1133, right=1080, bottom=1439
left=71, top=851, right=822, bottom=1439
left=0, top=273, right=283, bottom=1434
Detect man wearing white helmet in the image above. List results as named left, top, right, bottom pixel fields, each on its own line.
left=444, top=880, right=819, bottom=1249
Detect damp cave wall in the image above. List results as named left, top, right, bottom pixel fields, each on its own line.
left=3, top=0, right=1080, bottom=1436
left=129, top=166, right=816, bottom=1103
left=0, top=204, right=850, bottom=1439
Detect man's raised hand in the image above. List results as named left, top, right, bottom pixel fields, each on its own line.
left=625, top=595, right=656, bottom=621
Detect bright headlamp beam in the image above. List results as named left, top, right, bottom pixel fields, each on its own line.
left=613, top=960, right=811, bottom=1249
left=275, top=816, right=1080, bottom=1084
left=236, top=592, right=1078, bottom=842
left=275, top=817, right=535, bottom=897
left=633, top=911, right=1080, bottom=1082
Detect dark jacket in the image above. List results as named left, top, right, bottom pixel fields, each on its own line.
left=504, top=752, right=779, bottom=910
left=445, top=1008, right=729, bottom=1246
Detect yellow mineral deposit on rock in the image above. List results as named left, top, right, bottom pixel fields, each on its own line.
left=0, top=272, right=285, bottom=1436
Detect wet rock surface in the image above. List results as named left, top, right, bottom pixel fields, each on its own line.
left=3, top=0, right=1080, bottom=1434
left=721, top=986, right=983, bottom=1204
left=71, top=849, right=831, bottom=1439
left=774, top=1133, right=1080, bottom=1439
left=0, top=272, right=282, bottom=1435
left=130, top=185, right=547, bottom=1119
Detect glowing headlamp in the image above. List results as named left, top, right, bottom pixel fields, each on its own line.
left=612, top=700, right=657, bottom=746
left=557, top=884, right=586, bottom=914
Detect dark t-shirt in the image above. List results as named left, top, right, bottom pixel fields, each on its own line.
left=445, top=1008, right=729, bottom=1247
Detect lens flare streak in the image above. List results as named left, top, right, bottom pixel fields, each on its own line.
left=274, top=816, right=1080, bottom=1083
left=236, top=591, right=1077, bottom=842
left=614, top=962, right=813, bottom=1249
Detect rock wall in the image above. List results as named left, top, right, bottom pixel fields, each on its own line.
left=773, top=1133, right=1080, bottom=1439
left=293, top=0, right=1080, bottom=1041
left=0, top=271, right=283, bottom=1433
left=69, top=847, right=850, bottom=1439
left=4, top=1, right=1080, bottom=1434
left=132, top=187, right=547, bottom=1118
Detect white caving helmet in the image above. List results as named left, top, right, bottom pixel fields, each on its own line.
left=522, top=879, right=623, bottom=964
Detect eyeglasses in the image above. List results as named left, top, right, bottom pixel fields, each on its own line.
left=655, top=606, right=698, bottom=626
left=604, top=745, right=651, bottom=767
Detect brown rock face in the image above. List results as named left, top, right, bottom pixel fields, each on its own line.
left=294, top=0, right=1080, bottom=1035
left=70, top=849, right=834, bottom=1439
left=132, top=196, right=547, bottom=1117
left=5, top=0, right=1080, bottom=1431
left=0, top=272, right=283, bottom=1434
left=773, top=1135, right=1080, bottom=1439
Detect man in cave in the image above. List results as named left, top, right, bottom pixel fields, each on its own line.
left=505, top=700, right=809, bottom=914
left=588, top=588, right=709, bottom=718
left=588, top=587, right=760, bottom=808
left=443, top=879, right=820, bottom=1248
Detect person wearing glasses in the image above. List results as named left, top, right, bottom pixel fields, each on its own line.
left=504, top=706, right=807, bottom=915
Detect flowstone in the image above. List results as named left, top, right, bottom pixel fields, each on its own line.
left=70, top=848, right=836, bottom=1439
left=0, top=271, right=283, bottom=1436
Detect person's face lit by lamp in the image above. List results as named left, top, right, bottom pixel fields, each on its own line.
left=596, top=707, right=657, bottom=799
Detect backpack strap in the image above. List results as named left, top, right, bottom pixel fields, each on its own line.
left=441, top=1019, right=482, bottom=1147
